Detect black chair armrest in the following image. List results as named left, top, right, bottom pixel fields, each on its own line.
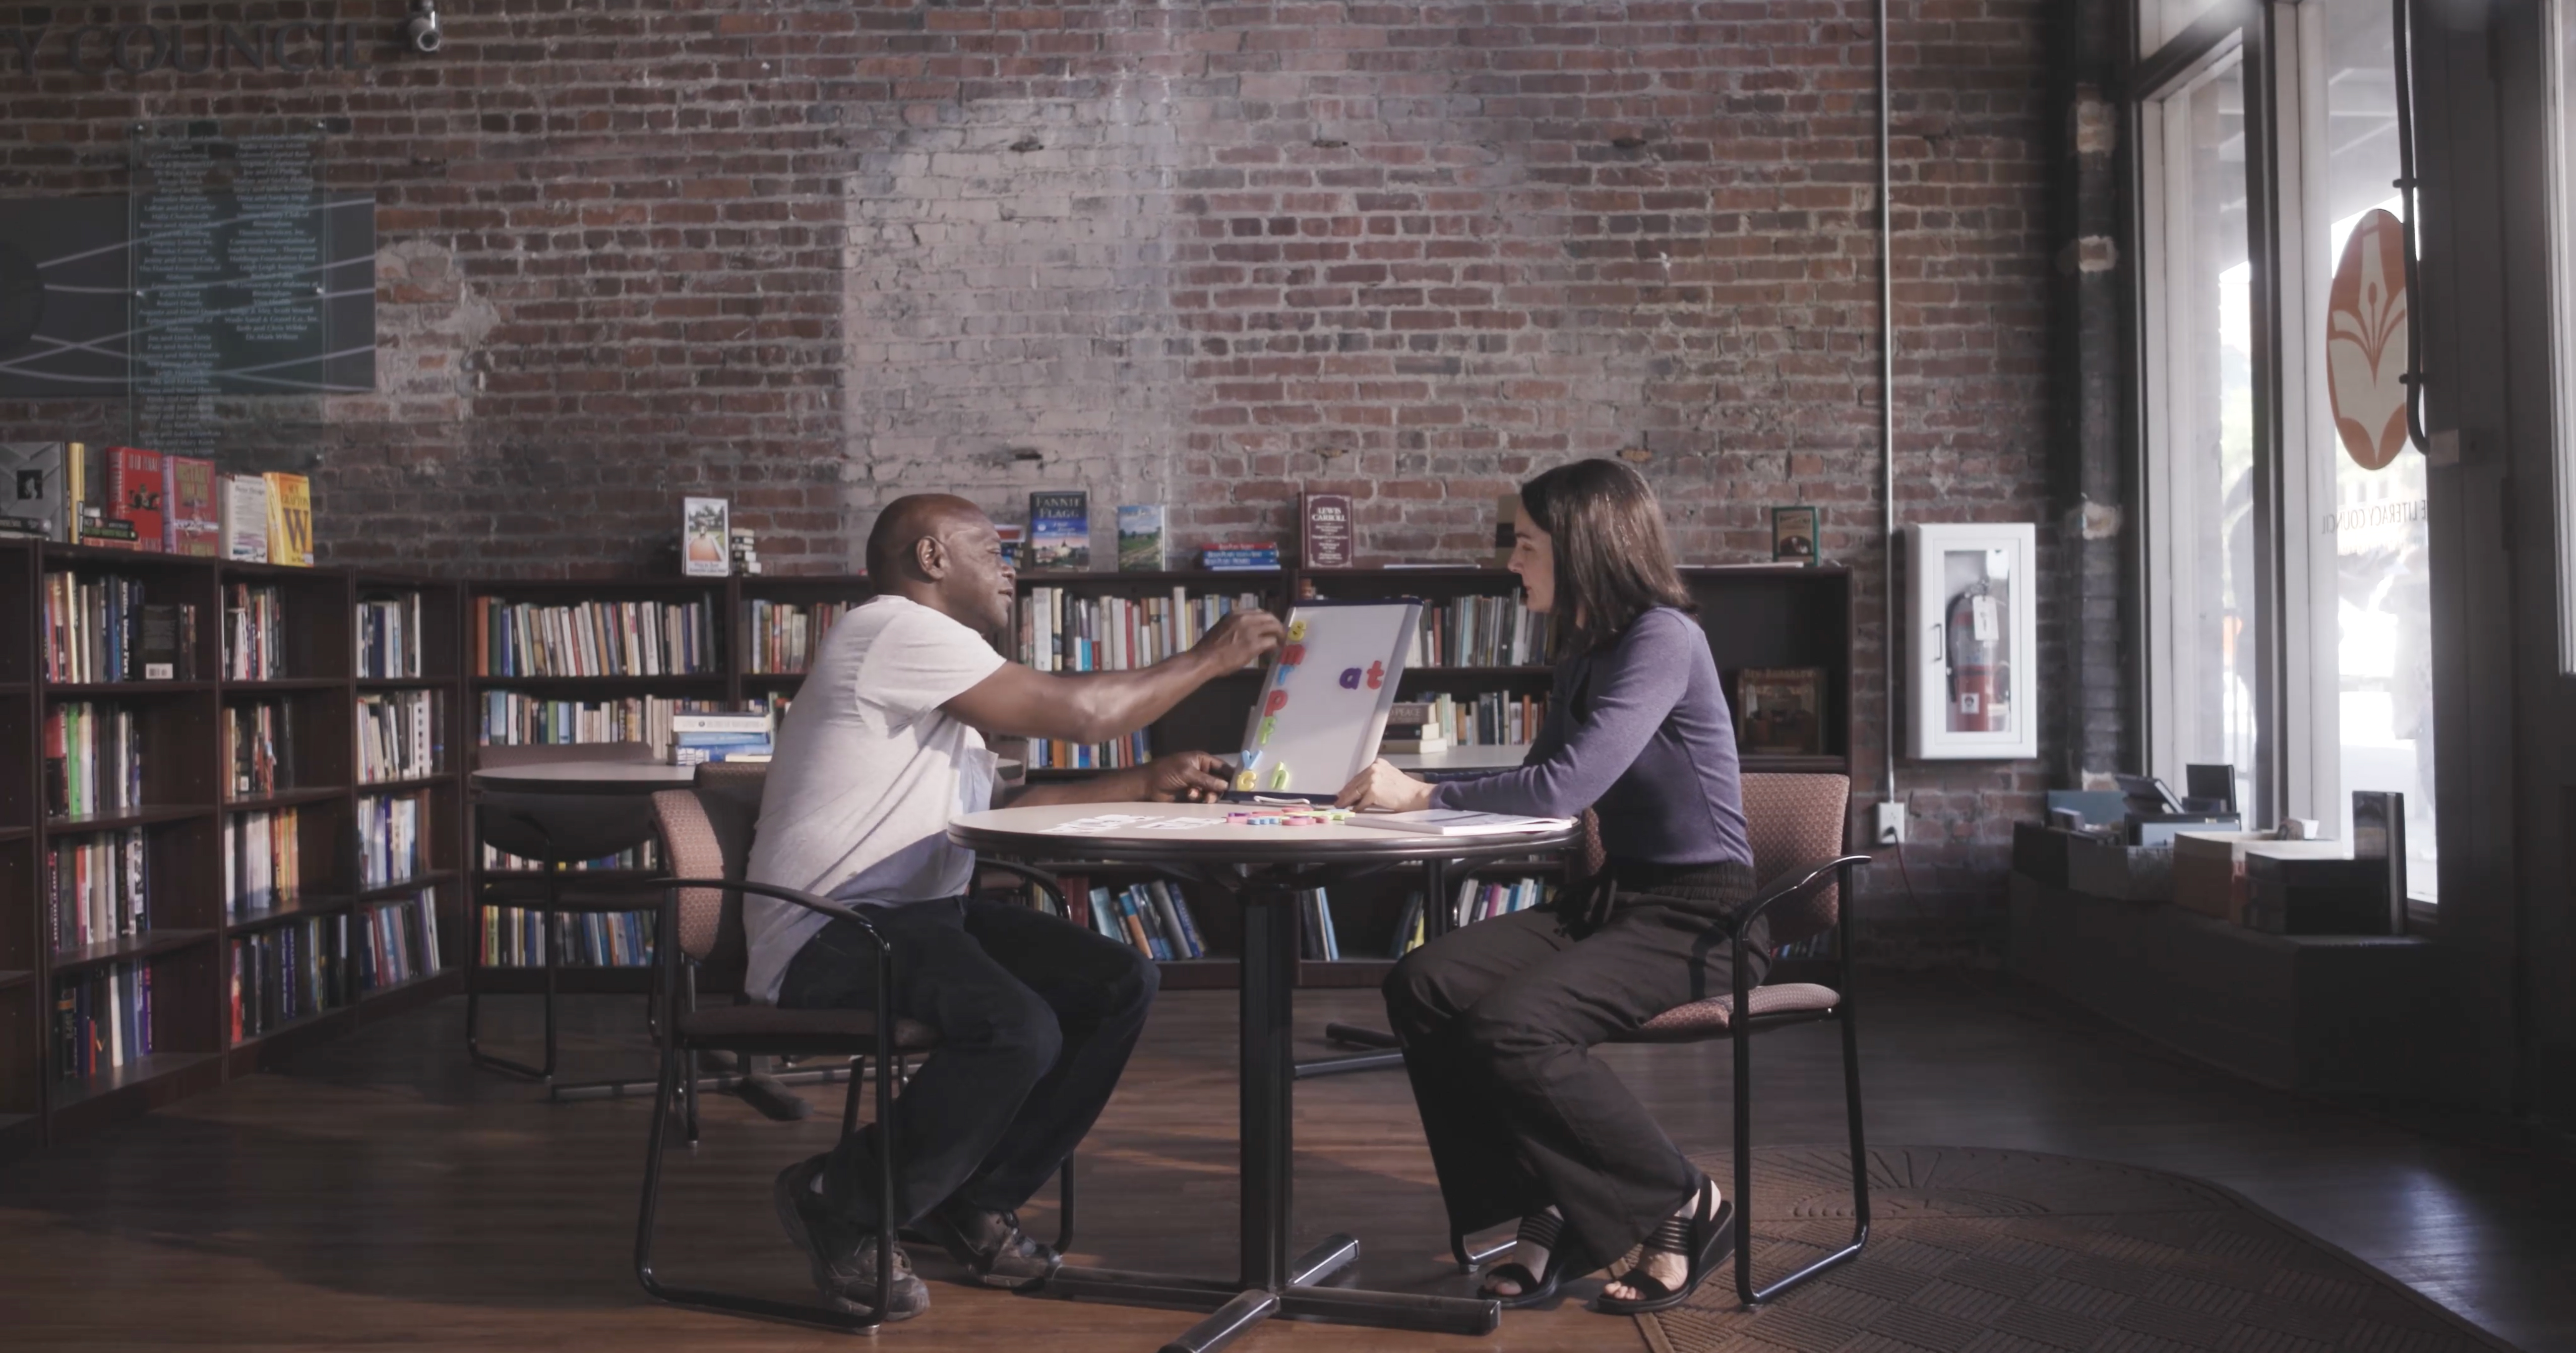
left=583, top=876, right=892, bottom=952
left=1729, top=854, right=1874, bottom=943
left=971, top=858, right=1071, bottom=913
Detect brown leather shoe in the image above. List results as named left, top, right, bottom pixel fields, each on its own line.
left=774, top=1157, right=930, bottom=1320
left=911, top=1198, right=1062, bottom=1290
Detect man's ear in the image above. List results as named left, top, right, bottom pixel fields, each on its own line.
left=913, top=533, right=948, bottom=579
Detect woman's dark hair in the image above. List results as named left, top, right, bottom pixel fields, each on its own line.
left=1519, top=458, right=1696, bottom=655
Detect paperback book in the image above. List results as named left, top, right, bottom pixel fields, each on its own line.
left=1301, top=491, right=1353, bottom=568
left=1116, top=504, right=1166, bottom=572
left=681, top=496, right=730, bottom=577
left=163, top=455, right=221, bottom=556
left=221, top=474, right=270, bottom=563
left=1029, top=490, right=1090, bottom=571
left=107, top=446, right=165, bottom=552
left=0, top=442, right=66, bottom=540
left=264, top=472, right=314, bottom=567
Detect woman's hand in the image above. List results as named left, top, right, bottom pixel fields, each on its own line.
left=1335, top=759, right=1437, bottom=813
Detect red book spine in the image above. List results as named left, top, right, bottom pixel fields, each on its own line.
left=105, top=446, right=166, bottom=554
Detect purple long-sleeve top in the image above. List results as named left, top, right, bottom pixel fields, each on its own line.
left=1430, top=606, right=1753, bottom=869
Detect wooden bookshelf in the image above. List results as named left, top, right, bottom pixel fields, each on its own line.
left=0, top=547, right=471, bottom=1155
left=0, top=555, right=1848, bottom=1156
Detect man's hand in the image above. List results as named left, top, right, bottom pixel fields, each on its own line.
left=1139, top=751, right=1236, bottom=804
left=1193, top=609, right=1286, bottom=671
left=1336, top=759, right=1437, bottom=813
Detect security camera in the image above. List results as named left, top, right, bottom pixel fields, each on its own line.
left=404, top=0, right=442, bottom=54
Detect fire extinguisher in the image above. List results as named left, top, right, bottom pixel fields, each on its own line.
left=1945, top=580, right=2005, bottom=732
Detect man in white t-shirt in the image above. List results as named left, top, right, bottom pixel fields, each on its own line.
left=754, top=494, right=1281, bottom=1320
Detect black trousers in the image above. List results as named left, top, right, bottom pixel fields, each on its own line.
left=1383, top=862, right=1762, bottom=1280
left=778, top=898, right=1158, bottom=1232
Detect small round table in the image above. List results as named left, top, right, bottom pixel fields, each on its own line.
left=949, top=800, right=1581, bottom=1353
left=468, top=761, right=700, bottom=793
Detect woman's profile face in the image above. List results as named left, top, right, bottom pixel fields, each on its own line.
left=1508, top=502, right=1555, bottom=613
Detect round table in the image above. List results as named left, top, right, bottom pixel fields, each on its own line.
left=949, top=800, right=1582, bottom=1353
left=469, top=761, right=699, bottom=793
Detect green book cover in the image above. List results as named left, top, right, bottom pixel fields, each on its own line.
left=1117, top=504, right=1165, bottom=572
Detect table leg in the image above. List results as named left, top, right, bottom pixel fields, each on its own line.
left=1238, top=880, right=1298, bottom=1290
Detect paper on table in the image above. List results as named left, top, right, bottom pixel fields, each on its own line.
left=1340, top=809, right=1576, bottom=837
left=1038, top=814, right=1226, bottom=835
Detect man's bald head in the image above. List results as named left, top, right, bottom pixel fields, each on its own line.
left=866, top=494, right=991, bottom=581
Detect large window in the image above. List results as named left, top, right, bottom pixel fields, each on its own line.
left=2143, top=43, right=2261, bottom=819
left=2139, top=0, right=2438, bottom=900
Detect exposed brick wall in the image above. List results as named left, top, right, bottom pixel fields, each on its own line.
left=0, top=0, right=2057, bottom=926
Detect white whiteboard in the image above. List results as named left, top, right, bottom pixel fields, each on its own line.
left=1231, top=599, right=1421, bottom=802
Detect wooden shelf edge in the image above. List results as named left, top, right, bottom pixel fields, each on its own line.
left=356, top=676, right=457, bottom=690
left=47, top=1051, right=224, bottom=1115
left=44, top=804, right=217, bottom=833
left=0, top=968, right=34, bottom=992
left=227, top=894, right=359, bottom=930
left=40, top=681, right=216, bottom=695
left=357, top=774, right=458, bottom=792
left=50, top=928, right=219, bottom=972
left=229, top=1005, right=353, bottom=1054
left=218, top=677, right=346, bottom=692
left=223, top=786, right=349, bottom=812
left=355, top=874, right=458, bottom=901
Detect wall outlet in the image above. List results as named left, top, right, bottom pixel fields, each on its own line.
left=1873, top=800, right=1906, bottom=846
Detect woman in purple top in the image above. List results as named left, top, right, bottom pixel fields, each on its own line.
left=1337, top=458, right=1758, bottom=1316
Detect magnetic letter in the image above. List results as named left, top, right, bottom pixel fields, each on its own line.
left=1264, top=690, right=1288, bottom=715
left=1338, top=667, right=1361, bottom=690
left=1366, top=660, right=1384, bottom=689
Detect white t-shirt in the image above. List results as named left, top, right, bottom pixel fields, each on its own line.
left=743, top=595, right=1007, bottom=1003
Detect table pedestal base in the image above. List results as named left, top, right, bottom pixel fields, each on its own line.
left=1035, top=1235, right=1500, bottom=1352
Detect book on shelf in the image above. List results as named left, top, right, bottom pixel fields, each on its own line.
left=995, top=523, right=1025, bottom=571
left=1492, top=493, right=1518, bottom=566
left=357, top=592, right=426, bottom=679
left=357, top=689, right=441, bottom=784
left=1389, top=890, right=1427, bottom=957
left=1201, top=540, right=1281, bottom=571
left=1301, top=492, right=1353, bottom=568
left=1454, top=875, right=1556, bottom=925
left=682, top=497, right=730, bottom=578
left=1405, top=594, right=1555, bottom=668
left=230, top=916, right=344, bottom=1041
left=0, top=441, right=68, bottom=540
left=1116, top=504, right=1166, bottom=572
left=1297, top=887, right=1342, bottom=961
left=1026, top=729, right=1152, bottom=771
left=358, top=791, right=431, bottom=889
left=1028, top=490, right=1090, bottom=571
left=478, top=692, right=752, bottom=762
left=1735, top=667, right=1826, bottom=756
left=355, top=892, right=444, bottom=993
left=1376, top=707, right=1451, bottom=754
left=743, top=597, right=856, bottom=674
left=164, top=455, right=220, bottom=556
left=1018, top=585, right=1267, bottom=673
left=44, top=702, right=144, bottom=819
left=472, top=594, right=718, bottom=678
left=224, top=809, right=301, bottom=921
left=107, top=446, right=166, bottom=552
left=43, top=573, right=200, bottom=683
left=671, top=730, right=773, bottom=765
left=479, top=906, right=656, bottom=967
left=47, top=828, right=148, bottom=952
left=221, top=473, right=270, bottom=563
left=1083, top=880, right=1205, bottom=960
left=224, top=584, right=286, bottom=681
left=56, top=961, right=150, bottom=1080
left=223, top=700, right=296, bottom=798
left=1405, top=690, right=1547, bottom=747
left=263, top=471, right=314, bottom=567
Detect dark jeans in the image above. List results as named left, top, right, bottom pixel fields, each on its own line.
left=1383, top=861, right=1761, bottom=1280
left=777, top=897, right=1158, bottom=1233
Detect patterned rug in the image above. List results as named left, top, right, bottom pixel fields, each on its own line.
left=1638, top=1146, right=2511, bottom=1353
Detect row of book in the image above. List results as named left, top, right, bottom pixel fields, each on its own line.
left=1297, top=888, right=1343, bottom=961
left=477, top=693, right=741, bottom=760
left=42, top=573, right=198, bottom=683
left=225, top=809, right=302, bottom=921
left=1017, top=586, right=1269, bottom=672
left=223, top=700, right=293, bottom=799
left=48, top=830, right=147, bottom=953
left=471, top=596, right=719, bottom=678
left=478, top=906, right=656, bottom=967
left=1407, top=691, right=1549, bottom=748
left=55, top=961, right=149, bottom=1080
left=357, top=689, right=440, bottom=784
left=1077, top=880, right=1208, bottom=960
left=356, top=592, right=428, bottom=680
left=1409, top=594, right=1557, bottom=668
left=481, top=838, right=658, bottom=872
left=0, top=442, right=313, bottom=565
left=1025, top=730, right=1153, bottom=771
left=1453, top=876, right=1557, bottom=926
left=743, top=598, right=854, bottom=674
left=670, top=710, right=774, bottom=765
left=229, top=916, right=344, bottom=1042
left=44, top=701, right=143, bottom=819
left=224, top=584, right=287, bottom=681
left=356, top=892, right=445, bottom=992
left=358, top=792, right=432, bottom=890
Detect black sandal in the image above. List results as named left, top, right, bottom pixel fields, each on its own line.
left=1477, top=1211, right=1565, bottom=1309
left=1592, top=1180, right=1735, bottom=1315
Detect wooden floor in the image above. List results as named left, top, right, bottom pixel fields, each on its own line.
left=0, top=971, right=2566, bottom=1352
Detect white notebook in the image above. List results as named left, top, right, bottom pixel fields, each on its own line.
left=1341, top=809, right=1576, bottom=837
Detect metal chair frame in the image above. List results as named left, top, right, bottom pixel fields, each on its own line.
left=1447, top=852, right=1875, bottom=1309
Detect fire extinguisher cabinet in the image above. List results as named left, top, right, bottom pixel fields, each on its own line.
left=1908, top=522, right=2039, bottom=760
